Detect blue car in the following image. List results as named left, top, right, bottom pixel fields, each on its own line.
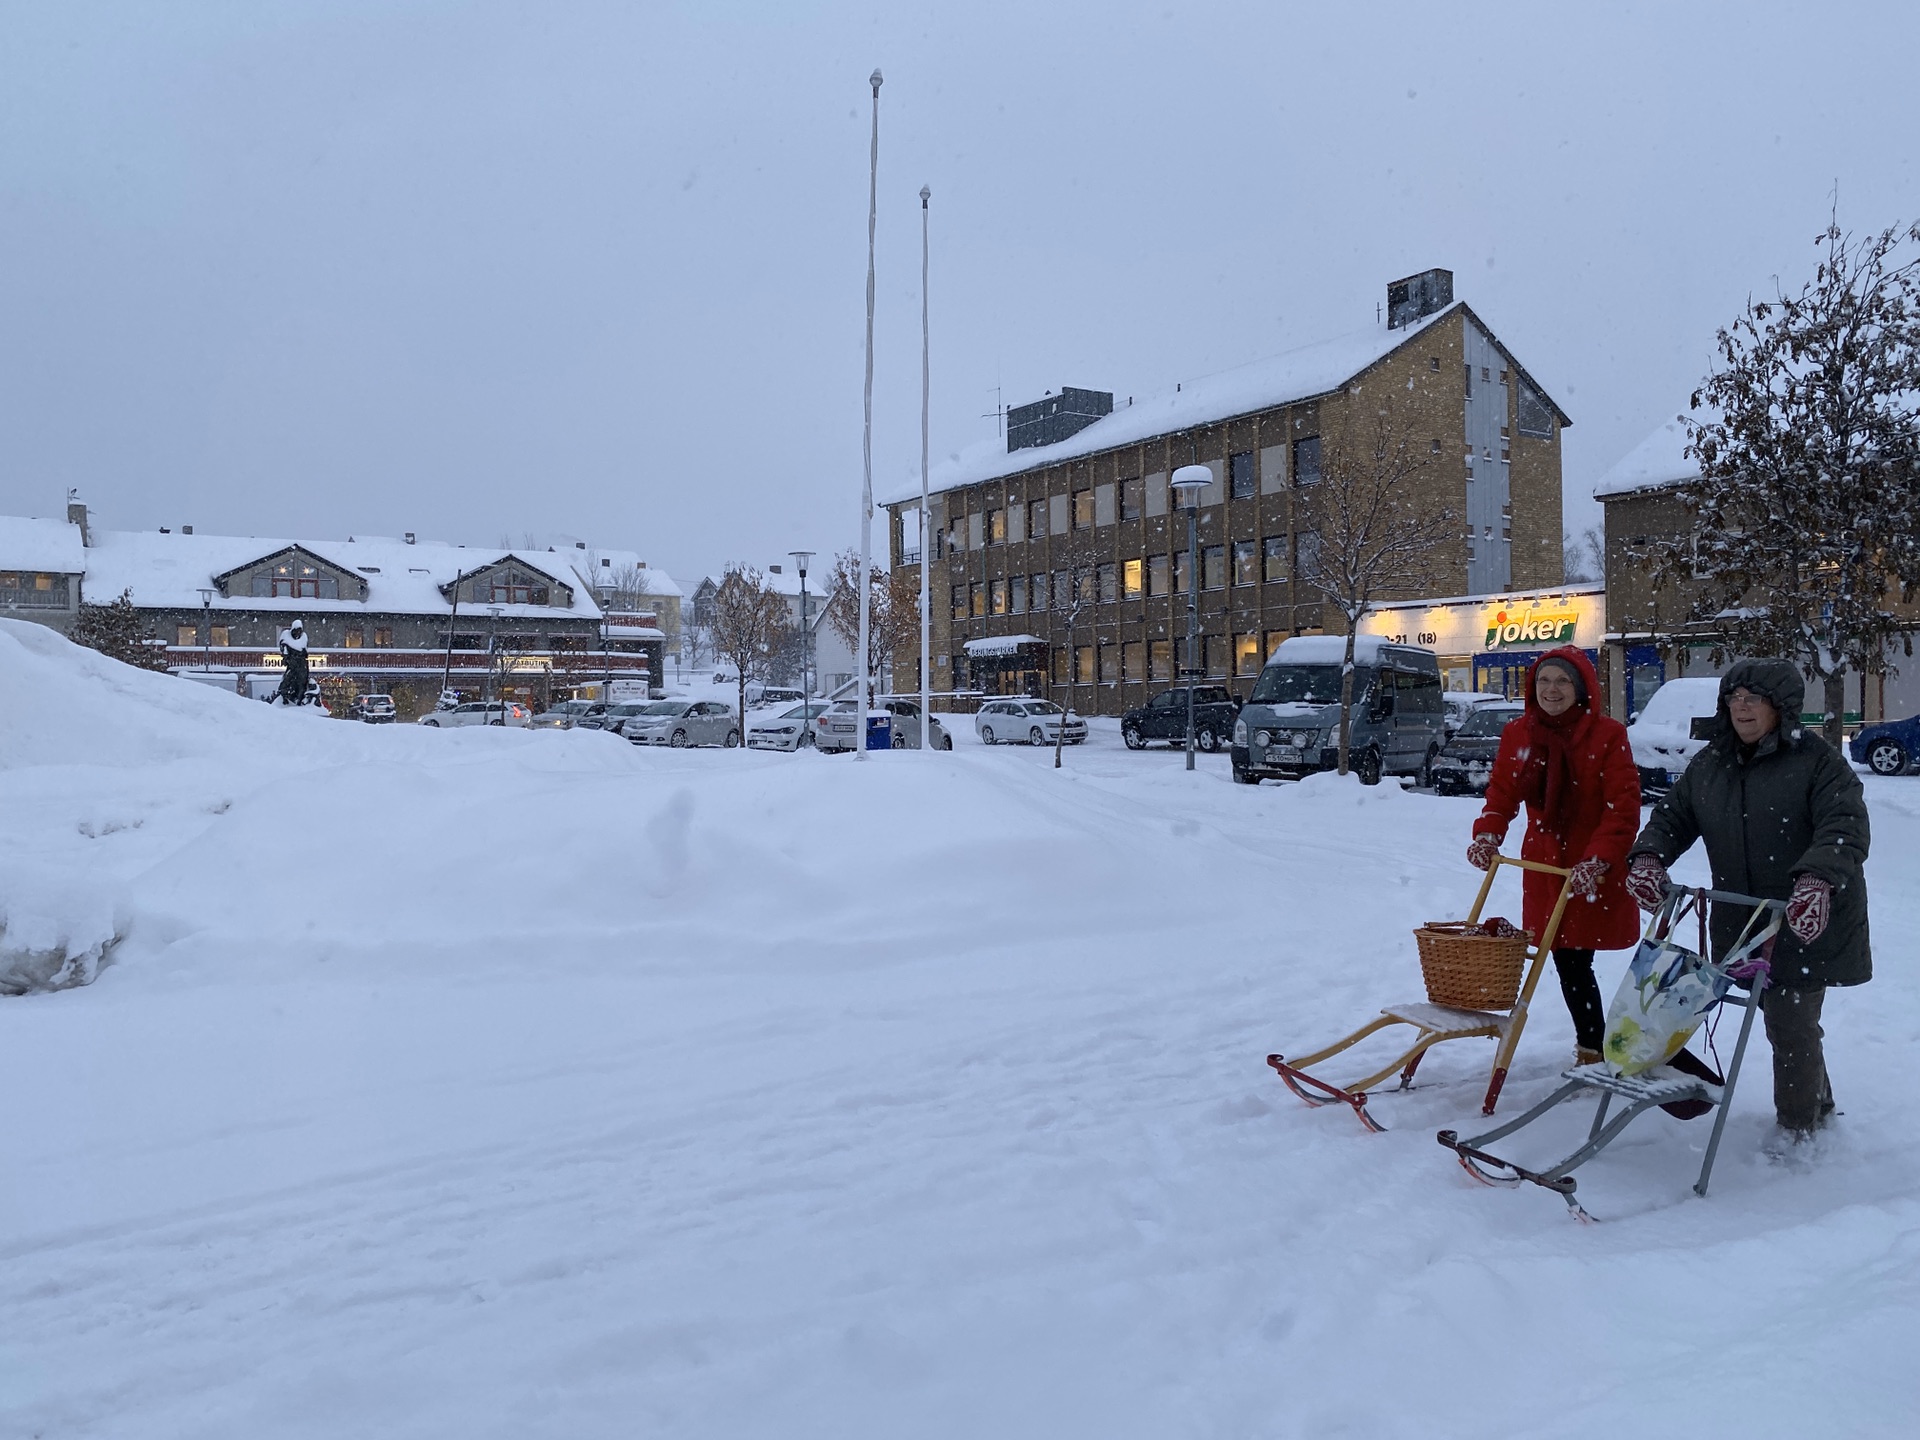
left=1850, top=714, right=1920, bottom=776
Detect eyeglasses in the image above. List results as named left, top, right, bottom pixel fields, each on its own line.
left=1726, top=689, right=1771, bottom=708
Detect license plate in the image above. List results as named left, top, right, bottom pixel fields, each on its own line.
left=1273, top=745, right=1301, bottom=762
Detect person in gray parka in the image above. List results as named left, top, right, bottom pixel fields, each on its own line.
left=1623, top=659, right=1871, bottom=1146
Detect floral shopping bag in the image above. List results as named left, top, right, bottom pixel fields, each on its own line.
left=1601, top=934, right=1735, bottom=1077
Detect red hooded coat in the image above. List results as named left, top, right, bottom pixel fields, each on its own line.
left=1471, top=646, right=1641, bottom=950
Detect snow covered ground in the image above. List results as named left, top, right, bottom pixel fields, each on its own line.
left=3, top=617, right=1916, bottom=1438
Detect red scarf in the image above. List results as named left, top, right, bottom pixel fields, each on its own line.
left=1526, top=704, right=1592, bottom=840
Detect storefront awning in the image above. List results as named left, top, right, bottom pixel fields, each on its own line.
left=963, top=634, right=1044, bottom=657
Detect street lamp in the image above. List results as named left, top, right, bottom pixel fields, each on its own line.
left=918, top=182, right=932, bottom=748
left=1170, top=464, right=1211, bottom=772
left=485, top=603, right=503, bottom=708
left=196, top=588, right=214, bottom=671
left=789, top=550, right=815, bottom=732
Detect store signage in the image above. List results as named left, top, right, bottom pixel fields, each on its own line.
left=260, top=653, right=329, bottom=668
left=1483, top=608, right=1578, bottom=649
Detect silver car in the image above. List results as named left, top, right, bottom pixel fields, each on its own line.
left=417, top=700, right=531, bottom=728
left=624, top=698, right=741, bottom=748
left=529, top=699, right=609, bottom=731
left=973, top=698, right=1086, bottom=746
left=811, top=698, right=953, bottom=753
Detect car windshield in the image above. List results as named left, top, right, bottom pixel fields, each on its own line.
left=1458, top=707, right=1523, bottom=738
left=641, top=701, right=690, bottom=716
left=781, top=703, right=823, bottom=719
left=609, top=703, right=649, bottom=716
left=1022, top=701, right=1063, bottom=716
left=1249, top=663, right=1349, bottom=706
left=551, top=701, right=593, bottom=714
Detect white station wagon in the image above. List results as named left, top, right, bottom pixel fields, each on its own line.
left=973, top=699, right=1086, bottom=747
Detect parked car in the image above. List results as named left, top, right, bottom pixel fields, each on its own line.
left=586, top=701, right=659, bottom=738
left=810, top=698, right=952, bottom=752
left=879, top=698, right=952, bottom=751
left=748, top=700, right=830, bottom=751
left=1232, top=635, right=1447, bottom=786
left=528, top=699, right=608, bottom=731
left=745, top=683, right=807, bottom=708
left=623, top=698, right=741, bottom=748
left=1626, top=676, right=1722, bottom=796
left=1849, top=712, right=1920, bottom=776
left=1429, top=703, right=1525, bottom=796
left=1442, top=690, right=1508, bottom=737
left=417, top=701, right=530, bottom=728
left=973, top=698, right=1086, bottom=747
left=351, top=694, right=398, bottom=724
left=1121, top=686, right=1241, bottom=752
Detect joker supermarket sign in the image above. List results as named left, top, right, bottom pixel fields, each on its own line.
left=1484, top=607, right=1579, bottom=649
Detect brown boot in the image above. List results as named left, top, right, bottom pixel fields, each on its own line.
left=1574, top=1046, right=1604, bottom=1068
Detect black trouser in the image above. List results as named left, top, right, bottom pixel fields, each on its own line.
left=1551, top=948, right=1605, bottom=1051
left=1762, top=985, right=1835, bottom=1131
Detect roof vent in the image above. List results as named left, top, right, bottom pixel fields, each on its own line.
left=1387, top=268, right=1454, bottom=329
left=404, top=532, right=416, bottom=544
left=182, top=525, right=193, bottom=535
left=1006, top=387, right=1113, bottom=453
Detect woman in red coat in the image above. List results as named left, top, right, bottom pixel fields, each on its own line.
left=1467, top=646, right=1642, bottom=1062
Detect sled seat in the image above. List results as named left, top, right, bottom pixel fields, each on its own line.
left=1377, top=1002, right=1512, bottom=1039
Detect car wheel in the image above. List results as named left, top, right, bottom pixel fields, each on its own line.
left=724, top=730, right=740, bottom=749
left=1030, top=726, right=1046, bottom=746
left=1355, top=747, right=1383, bottom=786
left=1196, top=727, right=1218, bottom=753
left=1122, top=723, right=1145, bottom=750
left=1867, top=738, right=1908, bottom=776
left=940, top=734, right=953, bottom=751
left=670, top=729, right=688, bottom=748
left=891, top=731, right=908, bottom=749
left=488, top=718, right=503, bottom=726
left=1418, top=744, right=1440, bottom=789
left=981, top=725, right=996, bottom=745
left=423, top=718, right=440, bottom=727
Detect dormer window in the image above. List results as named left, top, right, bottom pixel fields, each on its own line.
left=251, top=559, right=338, bottom=599
left=486, top=569, right=549, bottom=606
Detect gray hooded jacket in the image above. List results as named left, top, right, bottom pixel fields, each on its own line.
left=1628, top=658, right=1871, bottom=989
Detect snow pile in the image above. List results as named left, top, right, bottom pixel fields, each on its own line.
left=2, top=619, right=1917, bottom=1436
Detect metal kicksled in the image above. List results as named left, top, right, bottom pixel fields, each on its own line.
left=1268, top=855, right=1574, bottom=1132
left=1437, top=886, right=1784, bottom=1220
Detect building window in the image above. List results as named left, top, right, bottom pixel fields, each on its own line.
left=1122, top=557, right=1143, bottom=600
left=1009, top=576, right=1027, bottom=615
left=1263, top=535, right=1288, bottom=583
left=1518, top=381, right=1555, bottom=438
left=344, top=628, right=364, bottom=648
left=1429, top=356, right=1442, bottom=371
left=1076, top=570, right=1097, bottom=605
left=211, top=625, right=230, bottom=647
left=374, top=627, right=392, bottom=647
left=1028, top=499, right=1048, bottom=538
left=1072, top=490, right=1095, bottom=529
left=1234, top=633, right=1262, bottom=677
left=1147, top=553, right=1170, bottom=597
left=1122, top=639, right=1145, bottom=681
left=990, top=579, right=1008, bottom=615
left=1296, top=531, right=1322, bottom=581
left=175, top=624, right=196, bottom=646
left=1075, top=645, right=1095, bottom=684
left=1202, top=545, right=1226, bottom=591
left=951, top=585, right=967, bottom=621
left=1173, top=549, right=1191, bottom=595
left=987, top=508, right=1006, bottom=544
left=948, top=521, right=966, bottom=554
left=0, top=572, right=70, bottom=608
left=1232, top=540, right=1258, bottom=587
left=969, top=584, right=985, bottom=618
left=486, top=570, right=546, bottom=606
left=1098, top=643, right=1118, bottom=684
left=260, top=559, right=339, bottom=600
left=1030, top=573, right=1050, bottom=611
left=1230, top=450, right=1255, bottom=500
left=1094, top=484, right=1116, bottom=526
left=1097, top=564, right=1117, bottom=604
left=1292, top=436, right=1322, bottom=486
left=1052, top=647, right=1070, bottom=684
left=1263, top=629, right=1290, bottom=662
left=1205, top=633, right=1229, bottom=677
left=1121, top=476, right=1144, bottom=520
left=1149, top=638, right=1173, bottom=681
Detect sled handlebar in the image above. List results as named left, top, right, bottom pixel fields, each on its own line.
left=1659, top=883, right=1786, bottom=913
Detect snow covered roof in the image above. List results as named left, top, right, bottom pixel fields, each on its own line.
left=0, top=515, right=87, bottom=574
left=700, top=567, right=815, bottom=599
left=1592, top=417, right=1701, bottom=499
left=79, top=529, right=603, bottom=621
left=964, top=634, right=1044, bottom=656
left=880, top=303, right=1569, bottom=508
left=559, top=547, right=683, bottom=599
left=1273, top=634, right=1403, bottom=665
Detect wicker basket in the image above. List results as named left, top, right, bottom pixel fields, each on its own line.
left=1413, top=923, right=1529, bottom=1010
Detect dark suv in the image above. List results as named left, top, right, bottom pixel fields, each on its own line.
left=1122, top=686, right=1241, bottom=752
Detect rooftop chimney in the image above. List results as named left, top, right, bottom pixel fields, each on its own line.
left=769, top=564, right=782, bottom=574
left=182, top=525, right=193, bottom=535
left=1386, top=268, right=1454, bottom=329
left=404, top=532, right=416, bottom=545
left=66, top=497, right=90, bottom=547
left=1007, top=387, right=1114, bottom=453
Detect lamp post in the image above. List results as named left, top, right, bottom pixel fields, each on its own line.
left=918, top=182, right=932, bottom=747
left=485, top=603, right=503, bottom=708
left=1170, top=465, right=1211, bottom=772
left=196, top=588, right=214, bottom=671
left=789, top=549, right=815, bottom=733
left=856, top=65, right=882, bottom=762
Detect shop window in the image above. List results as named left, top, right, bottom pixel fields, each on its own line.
left=344, top=628, right=364, bottom=648
left=1075, top=646, right=1095, bottom=684
left=374, top=628, right=392, bottom=647
left=1293, top=435, right=1322, bottom=486
left=1121, top=477, right=1144, bottom=520
left=1147, top=553, right=1169, bottom=597
left=1149, top=639, right=1173, bottom=681
left=1122, top=640, right=1145, bottom=681
left=1073, top=490, right=1095, bottom=529
left=211, top=625, right=231, bottom=647
left=1230, top=450, right=1256, bottom=500
left=1097, top=564, right=1117, bottom=604
left=1202, top=545, right=1226, bottom=591
left=1122, top=557, right=1143, bottom=600
left=1234, top=633, right=1262, bottom=677
left=1233, top=540, right=1258, bottom=587
left=175, top=624, right=196, bottom=647
left=1263, top=535, right=1288, bottom=583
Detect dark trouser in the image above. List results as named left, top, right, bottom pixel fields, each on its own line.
left=1551, top=948, right=1605, bottom=1051
left=1762, top=985, right=1836, bottom=1131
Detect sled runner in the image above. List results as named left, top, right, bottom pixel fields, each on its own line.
left=1267, top=854, right=1575, bottom=1132
left=1436, top=885, right=1784, bottom=1220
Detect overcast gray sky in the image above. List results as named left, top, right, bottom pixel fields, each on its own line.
left=3, top=1, right=1915, bottom=592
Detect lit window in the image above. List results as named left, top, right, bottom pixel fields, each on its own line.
left=1263, top=536, right=1288, bottom=583
left=1233, top=540, right=1258, bottom=587
left=1122, top=558, right=1143, bottom=600
left=1073, top=491, right=1094, bottom=528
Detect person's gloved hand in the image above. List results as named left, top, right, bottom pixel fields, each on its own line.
left=1786, top=873, right=1832, bottom=944
left=1625, top=854, right=1670, bottom=911
left=1567, top=856, right=1608, bottom=899
left=1466, top=834, right=1501, bottom=871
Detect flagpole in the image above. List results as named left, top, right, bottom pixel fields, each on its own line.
left=918, top=183, right=932, bottom=744
left=857, top=67, right=881, bottom=760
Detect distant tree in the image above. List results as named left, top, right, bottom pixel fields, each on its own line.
left=708, top=565, right=793, bottom=728
left=824, top=549, right=918, bottom=704
left=1646, top=218, right=1920, bottom=744
left=1044, top=529, right=1103, bottom=768
left=68, top=589, right=171, bottom=672
left=1563, top=524, right=1605, bottom=584
left=1300, top=393, right=1456, bottom=780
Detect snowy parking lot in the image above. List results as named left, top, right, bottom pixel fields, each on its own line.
left=4, top=618, right=1917, bottom=1438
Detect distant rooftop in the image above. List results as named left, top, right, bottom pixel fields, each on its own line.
left=1593, top=416, right=1702, bottom=499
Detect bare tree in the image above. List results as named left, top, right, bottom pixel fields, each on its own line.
left=824, top=549, right=919, bottom=704
left=1645, top=218, right=1920, bottom=744
left=1563, top=524, right=1606, bottom=583
left=708, top=565, right=793, bottom=729
left=1044, top=529, right=1104, bottom=768
left=1301, top=393, right=1456, bottom=779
